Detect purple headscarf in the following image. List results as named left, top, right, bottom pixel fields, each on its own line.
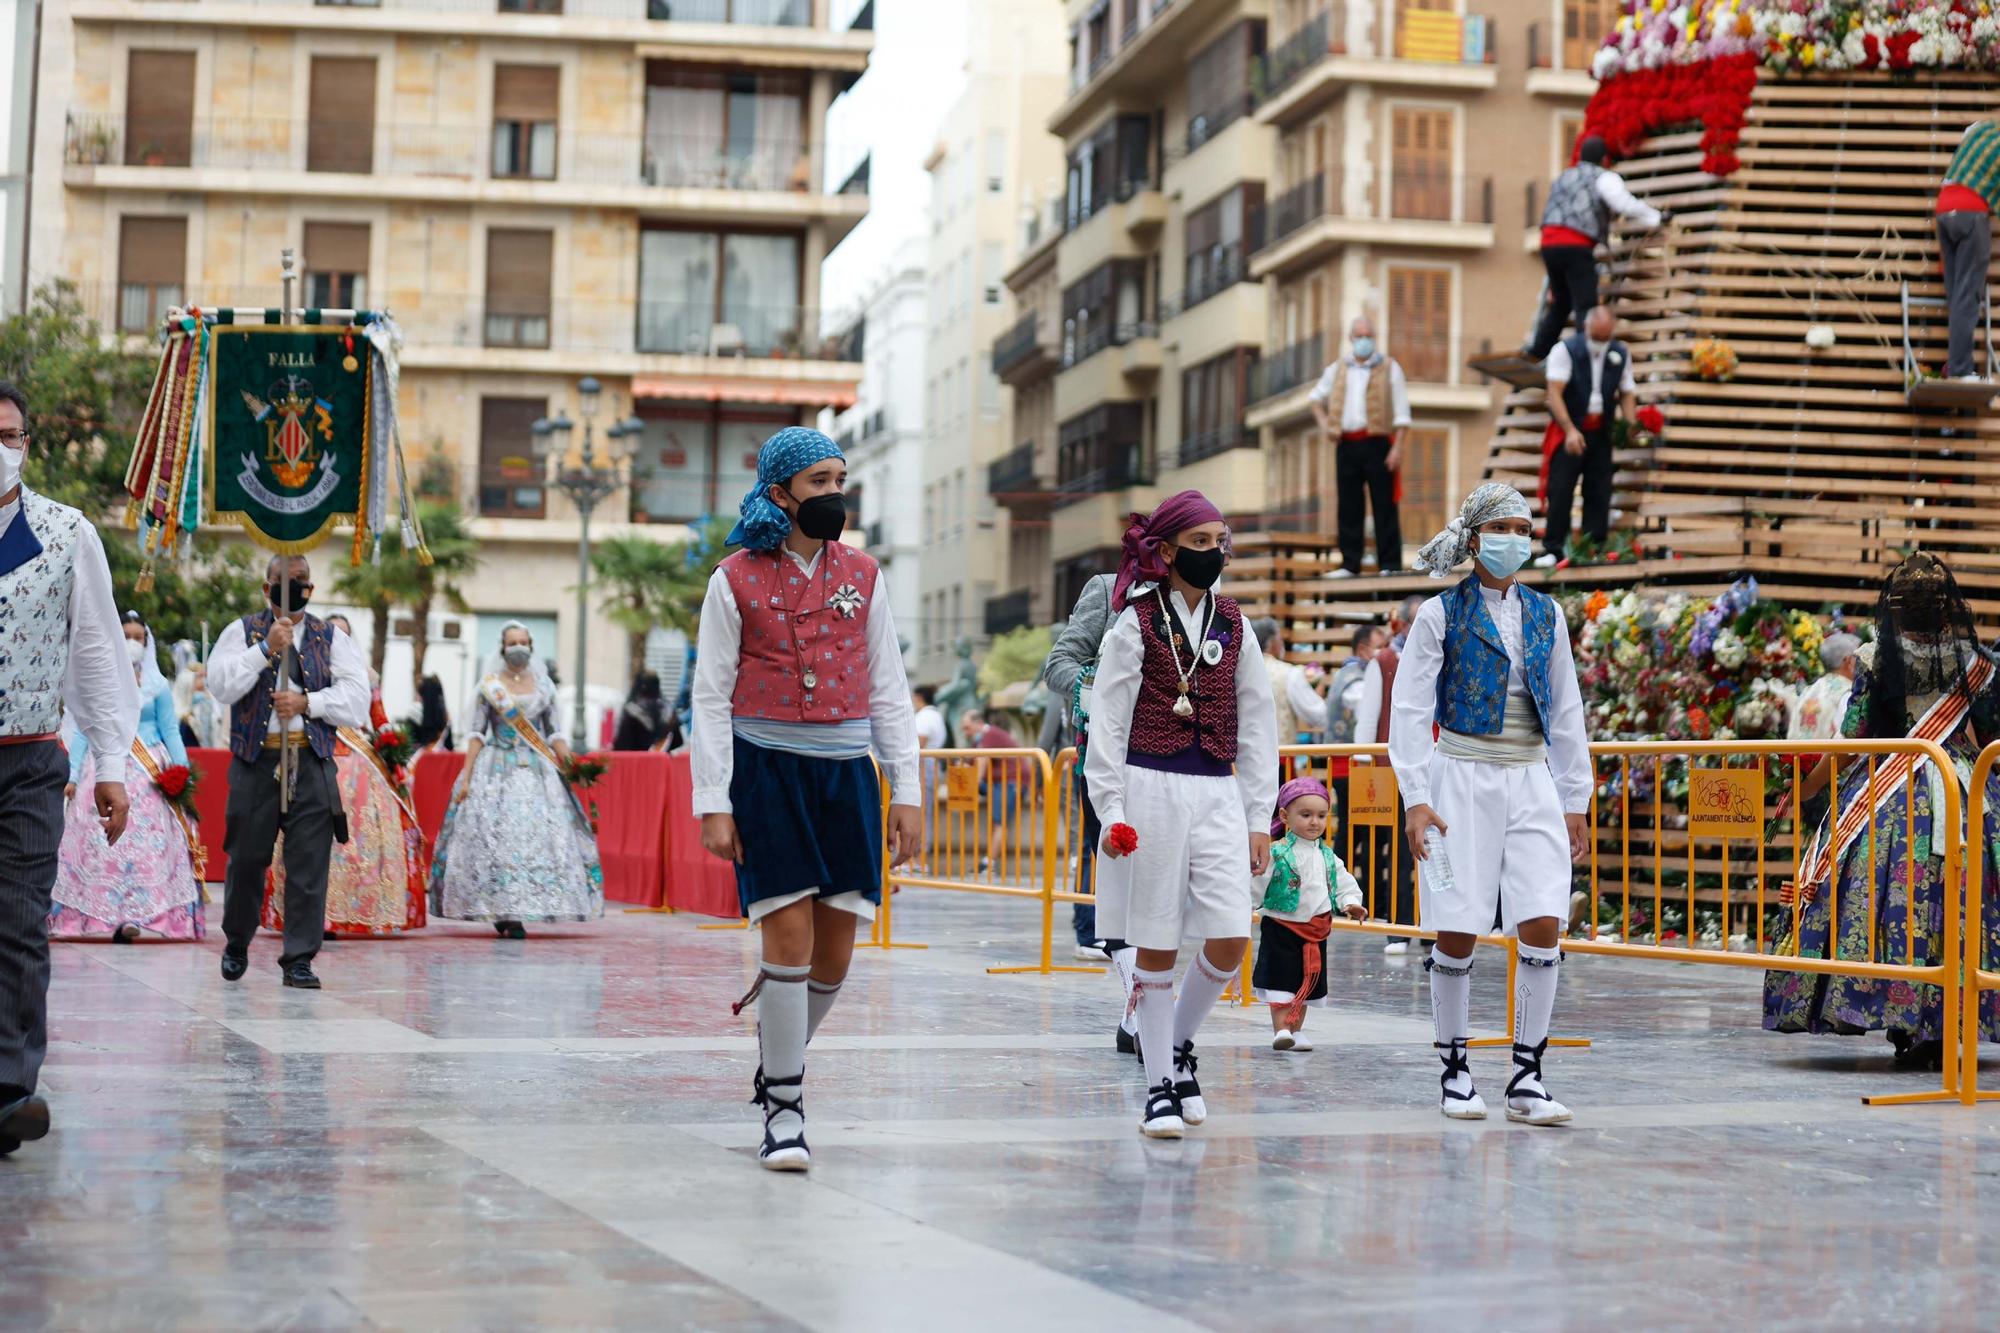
left=1111, top=489, right=1228, bottom=611
left=1271, top=776, right=1332, bottom=837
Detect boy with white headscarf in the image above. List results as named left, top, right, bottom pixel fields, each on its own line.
left=1390, top=483, right=1592, bottom=1124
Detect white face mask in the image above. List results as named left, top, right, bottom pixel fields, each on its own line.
left=1586, top=338, right=1611, bottom=356
left=126, top=638, right=147, bottom=668
left=0, top=442, right=22, bottom=496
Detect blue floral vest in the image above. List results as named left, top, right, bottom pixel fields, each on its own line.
left=1435, top=575, right=1557, bottom=737
left=228, top=611, right=337, bottom=762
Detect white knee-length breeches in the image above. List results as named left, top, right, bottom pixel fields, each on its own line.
left=1418, top=752, right=1572, bottom=936
left=1093, top=766, right=1251, bottom=951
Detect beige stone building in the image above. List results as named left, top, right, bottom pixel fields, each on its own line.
left=29, top=0, right=872, bottom=718
left=993, top=0, right=1604, bottom=613
left=913, top=0, right=1066, bottom=686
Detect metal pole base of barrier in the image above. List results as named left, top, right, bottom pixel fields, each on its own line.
left=1860, top=1088, right=1997, bottom=1106
left=1467, top=1035, right=1593, bottom=1049
left=622, top=907, right=677, bottom=915
left=987, top=963, right=1104, bottom=975
left=858, top=940, right=930, bottom=951
left=697, top=920, right=750, bottom=931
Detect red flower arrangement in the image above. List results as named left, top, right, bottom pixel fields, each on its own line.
left=1105, top=822, right=1139, bottom=857
left=1636, top=404, right=1666, bottom=436
left=371, top=723, right=415, bottom=772
left=1581, top=52, right=1757, bottom=179
left=156, top=762, right=200, bottom=814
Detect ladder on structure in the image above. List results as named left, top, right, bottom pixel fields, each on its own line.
left=1902, top=279, right=2000, bottom=409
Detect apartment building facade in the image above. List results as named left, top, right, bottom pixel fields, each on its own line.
left=913, top=0, right=1066, bottom=686
left=28, top=0, right=872, bottom=707
left=993, top=0, right=1604, bottom=612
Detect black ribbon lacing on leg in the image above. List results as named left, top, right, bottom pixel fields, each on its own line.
left=1506, top=1038, right=1553, bottom=1103
left=1435, top=1039, right=1479, bottom=1104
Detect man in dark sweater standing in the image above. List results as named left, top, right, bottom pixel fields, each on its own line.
left=1938, top=119, right=2000, bottom=381
left=1537, top=306, right=1635, bottom=567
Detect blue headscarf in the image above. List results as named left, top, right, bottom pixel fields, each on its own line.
left=726, top=426, right=845, bottom=551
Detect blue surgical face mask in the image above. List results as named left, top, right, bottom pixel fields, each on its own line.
left=1352, top=336, right=1376, bottom=362
left=1476, top=533, right=1532, bottom=579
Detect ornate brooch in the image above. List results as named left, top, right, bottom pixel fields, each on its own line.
left=829, top=583, right=865, bottom=619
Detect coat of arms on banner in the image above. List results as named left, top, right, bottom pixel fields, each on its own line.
left=208, top=328, right=368, bottom=552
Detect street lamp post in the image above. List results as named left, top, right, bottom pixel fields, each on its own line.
left=531, top=375, right=645, bottom=746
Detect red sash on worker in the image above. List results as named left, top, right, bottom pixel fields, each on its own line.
left=1796, top=656, right=1994, bottom=892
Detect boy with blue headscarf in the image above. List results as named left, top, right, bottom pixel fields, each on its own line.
left=690, top=426, right=921, bottom=1171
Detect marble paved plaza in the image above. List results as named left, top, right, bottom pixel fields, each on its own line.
left=5, top=894, right=2000, bottom=1331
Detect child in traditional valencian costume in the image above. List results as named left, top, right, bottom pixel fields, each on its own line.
left=1085, top=490, right=1278, bottom=1138
left=1253, top=777, right=1366, bottom=1051
left=1390, top=483, right=1593, bottom=1125
left=692, top=428, right=922, bottom=1172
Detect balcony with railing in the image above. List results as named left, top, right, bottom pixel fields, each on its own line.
left=1173, top=423, right=1252, bottom=470
left=1249, top=333, right=1323, bottom=406
left=1062, top=318, right=1159, bottom=371
left=63, top=113, right=866, bottom=213
left=991, top=311, right=1059, bottom=384
left=983, top=589, right=1034, bottom=637
left=988, top=441, right=1055, bottom=514
left=1176, top=238, right=1256, bottom=316
left=1249, top=166, right=1495, bottom=275
left=1525, top=17, right=1599, bottom=95
left=153, top=0, right=820, bottom=24
left=1054, top=437, right=1150, bottom=506
left=1252, top=4, right=1498, bottom=124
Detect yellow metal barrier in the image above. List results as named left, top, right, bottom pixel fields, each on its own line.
left=1957, top=743, right=2000, bottom=1105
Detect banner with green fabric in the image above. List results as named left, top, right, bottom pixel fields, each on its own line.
left=207, top=326, right=370, bottom=553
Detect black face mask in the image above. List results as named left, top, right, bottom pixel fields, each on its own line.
left=790, top=491, right=848, bottom=542
left=267, top=583, right=312, bottom=614
left=1173, top=546, right=1225, bottom=591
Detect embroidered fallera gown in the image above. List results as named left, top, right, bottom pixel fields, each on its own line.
left=428, top=678, right=603, bottom=923
left=1762, top=637, right=2000, bottom=1045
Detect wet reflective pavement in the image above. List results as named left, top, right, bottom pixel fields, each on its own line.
left=5, top=898, right=1998, bottom=1330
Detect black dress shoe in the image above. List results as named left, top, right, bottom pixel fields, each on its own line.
left=220, top=951, right=249, bottom=982
left=282, top=962, right=322, bottom=990
left=0, top=1093, right=50, bottom=1151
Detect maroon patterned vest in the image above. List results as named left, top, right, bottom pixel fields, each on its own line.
left=1129, top=591, right=1243, bottom=770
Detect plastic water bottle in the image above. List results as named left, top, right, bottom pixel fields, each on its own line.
left=1424, top=827, right=1455, bottom=894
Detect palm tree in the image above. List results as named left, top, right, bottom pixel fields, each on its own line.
left=398, top=501, right=482, bottom=696
left=590, top=514, right=735, bottom=677
left=331, top=557, right=395, bottom=677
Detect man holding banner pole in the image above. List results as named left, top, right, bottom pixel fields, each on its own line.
left=206, top=554, right=370, bottom=988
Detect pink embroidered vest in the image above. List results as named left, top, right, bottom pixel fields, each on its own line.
left=722, top=543, right=879, bottom=724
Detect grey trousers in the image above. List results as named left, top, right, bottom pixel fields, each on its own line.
left=1938, top=210, right=1992, bottom=377
left=0, top=740, right=66, bottom=1094
left=221, top=748, right=339, bottom=966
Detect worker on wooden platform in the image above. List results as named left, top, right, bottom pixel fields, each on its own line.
left=1536, top=306, right=1634, bottom=568
left=1938, top=119, right=2000, bottom=382
left=1526, top=136, right=1667, bottom=361
left=1308, top=315, right=1411, bottom=579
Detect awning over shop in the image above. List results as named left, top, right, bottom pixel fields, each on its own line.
left=631, top=376, right=858, bottom=408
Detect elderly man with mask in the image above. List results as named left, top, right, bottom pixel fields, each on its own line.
left=1538, top=305, right=1636, bottom=568
left=1309, top=316, right=1411, bottom=578
left=0, top=381, right=137, bottom=1159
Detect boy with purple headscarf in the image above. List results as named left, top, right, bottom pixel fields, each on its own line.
left=1085, top=490, right=1278, bottom=1138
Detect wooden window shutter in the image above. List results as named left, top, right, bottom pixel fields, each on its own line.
left=303, top=222, right=369, bottom=277
left=125, top=51, right=196, bottom=167
left=1388, top=265, right=1450, bottom=382
left=1400, top=426, right=1450, bottom=543
left=119, top=216, right=186, bottom=287
left=308, top=56, right=378, bottom=174
left=1565, top=0, right=1614, bottom=69
left=493, top=65, right=560, bottom=122
left=486, top=229, right=554, bottom=315
left=1391, top=106, right=1451, bottom=220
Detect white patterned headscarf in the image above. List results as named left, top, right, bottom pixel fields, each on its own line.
left=1413, top=483, right=1533, bottom=578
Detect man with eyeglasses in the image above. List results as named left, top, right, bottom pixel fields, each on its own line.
left=0, top=381, right=140, bottom=1159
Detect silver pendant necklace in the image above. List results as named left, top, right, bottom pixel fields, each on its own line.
left=1154, top=588, right=1214, bottom=719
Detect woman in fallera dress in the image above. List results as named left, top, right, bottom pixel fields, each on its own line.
left=428, top=621, right=603, bottom=938
left=262, top=615, right=427, bottom=939
left=49, top=613, right=205, bottom=941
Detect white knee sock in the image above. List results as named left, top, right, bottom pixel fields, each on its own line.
left=1133, top=967, right=1177, bottom=1089
left=1112, top=946, right=1139, bottom=1035
left=1173, top=952, right=1234, bottom=1051
left=756, top=962, right=811, bottom=1135
left=1428, top=945, right=1476, bottom=1096
left=806, top=977, right=843, bottom=1043
left=1513, top=942, right=1561, bottom=1093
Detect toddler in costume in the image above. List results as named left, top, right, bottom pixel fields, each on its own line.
left=1085, top=489, right=1278, bottom=1138
left=1390, top=482, right=1592, bottom=1125
left=692, top=427, right=922, bottom=1171
left=1252, top=777, right=1366, bottom=1051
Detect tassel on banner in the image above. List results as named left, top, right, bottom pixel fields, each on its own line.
left=135, top=561, right=156, bottom=594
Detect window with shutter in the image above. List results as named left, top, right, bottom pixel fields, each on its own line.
left=1388, top=264, right=1451, bottom=382
left=117, top=217, right=186, bottom=333
left=303, top=222, right=370, bottom=310
left=1554, top=111, right=1587, bottom=172
left=308, top=56, right=377, bottom=174
left=1399, top=425, right=1452, bottom=543
left=493, top=64, right=560, bottom=180
left=125, top=51, right=195, bottom=167
left=1390, top=106, right=1453, bottom=221
left=1564, top=0, right=1616, bottom=70
left=485, top=229, right=554, bottom=348
left=479, top=397, right=547, bottom=519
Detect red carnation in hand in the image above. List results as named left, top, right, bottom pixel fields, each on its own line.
left=376, top=726, right=400, bottom=749
left=1636, top=405, right=1665, bottom=436
left=1105, top=823, right=1139, bottom=858
left=157, top=765, right=190, bottom=797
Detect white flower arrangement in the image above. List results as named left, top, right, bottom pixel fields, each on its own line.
left=1712, top=628, right=1749, bottom=669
